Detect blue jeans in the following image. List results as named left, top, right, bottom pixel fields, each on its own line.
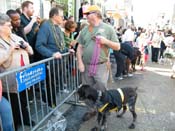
left=0, top=97, right=14, bottom=131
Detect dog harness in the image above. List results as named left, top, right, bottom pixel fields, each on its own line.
left=98, top=88, right=125, bottom=113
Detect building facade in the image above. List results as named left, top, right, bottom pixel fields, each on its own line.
left=0, top=0, right=51, bottom=18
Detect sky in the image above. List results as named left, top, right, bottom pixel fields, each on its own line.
left=132, top=0, right=175, bottom=27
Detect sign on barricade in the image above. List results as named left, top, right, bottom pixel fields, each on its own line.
left=16, top=64, right=46, bottom=92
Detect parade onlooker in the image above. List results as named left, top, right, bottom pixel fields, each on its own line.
left=0, top=79, right=14, bottom=131
left=16, top=8, right=22, bottom=15
left=21, top=0, right=40, bottom=62
left=82, top=1, right=89, bottom=19
left=159, top=40, right=166, bottom=59
left=35, top=7, right=74, bottom=107
left=62, top=15, right=68, bottom=28
left=36, top=7, right=71, bottom=59
left=64, top=20, right=77, bottom=48
left=6, top=9, right=28, bottom=42
left=122, top=25, right=135, bottom=46
left=77, top=5, right=120, bottom=121
left=163, top=30, right=174, bottom=48
left=151, top=30, right=162, bottom=62
left=0, top=13, right=34, bottom=129
left=113, top=49, right=126, bottom=80
left=68, top=15, right=74, bottom=21
left=78, top=2, right=84, bottom=21
left=0, top=97, right=14, bottom=131
left=136, top=33, right=149, bottom=71
left=120, top=42, right=134, bottom=76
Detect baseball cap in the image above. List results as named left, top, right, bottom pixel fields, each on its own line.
left=83, top=5, right=101, bottom=14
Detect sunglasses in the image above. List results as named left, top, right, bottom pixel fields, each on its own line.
left=86, top=12, right=96, bottom=16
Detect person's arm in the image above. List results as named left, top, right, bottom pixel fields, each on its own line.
left=98, top=27, right=120, bottom=50
left=35, top=22, right=54, bottom=58
left=13, top=34, right=34, bottom=55
left=0, top=44, right=15, bottom=65
left=35, top=22, right=62, bottom=59
left=23, top=16, right=37, bottom=34
left=25, top=43, right=33, bottom=55
left=76, top=43, right=84, bottom=72
left=102, top=38, right=120, bottom=50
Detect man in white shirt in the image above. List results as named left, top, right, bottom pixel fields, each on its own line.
left=122, top=25, right=135, bottom=46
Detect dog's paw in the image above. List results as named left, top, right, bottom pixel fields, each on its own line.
left=128, top=123, right=135, bottom=129
left=91, top=127, right=98, bottom=131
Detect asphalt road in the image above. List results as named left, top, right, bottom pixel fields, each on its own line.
left=64, top=61, right=175, bottom=131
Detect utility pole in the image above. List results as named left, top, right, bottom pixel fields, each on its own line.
left=75, top=0, right=81, bottom=22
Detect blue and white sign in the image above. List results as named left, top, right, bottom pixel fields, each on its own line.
left=16, top=64, right=46, bottom=92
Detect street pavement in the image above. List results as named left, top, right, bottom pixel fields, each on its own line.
left=73, top=61, right=175, bottom=131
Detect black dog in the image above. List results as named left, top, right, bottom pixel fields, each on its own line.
left=77, top=85, right=138, bottom=131
left=131, top=47, right=141, bottom=72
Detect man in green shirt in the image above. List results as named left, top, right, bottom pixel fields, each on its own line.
left=77, top=5, right=120, bottom=121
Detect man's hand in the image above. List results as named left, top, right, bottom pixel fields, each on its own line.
left=53, top=52, right=62, bottom=59
left=69, top=48, right=75, bottom=53
left=78, top=62, right=85, bottom=72
left=96, top=36, right=109, bottom=45
left=96, top=35, right=120, bottom=50
left=70, top=40, right=77, bottom=47
left=31, top=16, right=37, bottom=24
left=10, top=44, right=20, bottom=51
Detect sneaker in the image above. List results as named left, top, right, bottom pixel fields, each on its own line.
left=116, top=76, right=123, bottom=80
left=123, top=74, right=127, bottom=78
left=128, top=73, right=133, bottom=77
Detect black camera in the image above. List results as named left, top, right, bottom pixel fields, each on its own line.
left=19, top=41, right=27, bottom=49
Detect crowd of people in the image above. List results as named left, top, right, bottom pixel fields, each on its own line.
left=0, top=1, right=175, bottom=131
left=0, top=1, right=79, bottom=130
left=113, top=24, right=175, bottom=80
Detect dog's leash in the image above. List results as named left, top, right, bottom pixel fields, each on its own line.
left=88, top=36, right=101, bottom=76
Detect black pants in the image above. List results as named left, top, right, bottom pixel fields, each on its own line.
left=113, top=51, right=126, bottom=77
left=42, top=60, right=66, bottom=107
left=159, top=48, right=166, bottom=58
left=151, top=46, right=159, bottom=62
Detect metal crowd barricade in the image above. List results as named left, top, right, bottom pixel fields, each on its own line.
left=0, top=53, right=80, bottom=131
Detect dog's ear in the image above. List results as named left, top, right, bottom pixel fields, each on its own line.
left=86, top=94, right=97, bottom=102
left=77, top=84, right=91, bottom=98
left=85, top=89, right=98, bottom=102
left=78, top=84, right=98, bottom=102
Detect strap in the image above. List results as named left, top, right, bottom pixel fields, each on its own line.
left=117, top=88, right=124, bottom=103
left=98, top=103, right=109, bottom=113
left=102, top=46, right=109, bottom=58
left=109, top=107, right=118, bottom=112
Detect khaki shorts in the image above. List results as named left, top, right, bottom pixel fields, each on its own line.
left=81, top=63, right=109, bottom=91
